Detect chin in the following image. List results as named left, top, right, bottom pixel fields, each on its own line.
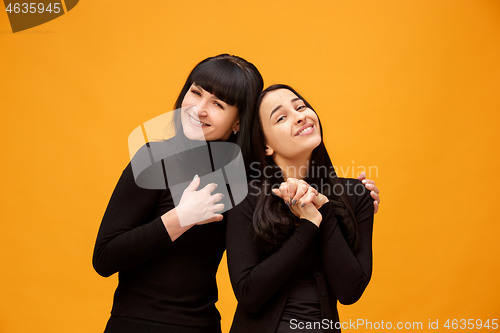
left=308, top=136, right=322, bottom=150
left=182, top=124, right=206, bottom=141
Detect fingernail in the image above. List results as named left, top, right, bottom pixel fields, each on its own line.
left=362, top=179, right=367, bottom=183
left=292, top=200, right=297, bottom=205
left=193, top=174, right=199, bottom=180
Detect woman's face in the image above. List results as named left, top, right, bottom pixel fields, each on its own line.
left=259, top=88, right=322, bottom=161
left=181, top=83, right=239, bottom=141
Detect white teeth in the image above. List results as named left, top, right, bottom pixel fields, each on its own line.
left=297, top=126, right=313, bottom=136
left=189, top=114, right=209, bottom=126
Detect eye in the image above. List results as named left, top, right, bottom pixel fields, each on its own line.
left=297, top=105, right=306, bottom=111
left=276, top=115, right=286, bottom=123
left=214, top=101, right=224, bottom=109
left=191, top=89, right=201, bottom=96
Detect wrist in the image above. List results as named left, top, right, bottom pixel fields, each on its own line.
left=315, top=194, right=329, bottom=208
left=301, top=212, right=322, bottom=227
left=162, top=208, right=192, bottom=241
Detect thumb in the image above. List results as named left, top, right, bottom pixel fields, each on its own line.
left=185, top=174, right=200, bottom=192
left=357, top=171, right=366, bottom=181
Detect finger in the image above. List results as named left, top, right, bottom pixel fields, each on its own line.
left=272, top=188, right=284, bottom=198
left=212, top=203, right=225, bottom=213
left=185, top=174, right=200, bottom=192
left=370, top=190, right=380, bottom=204
left=299, top=191, right=316, bottom=207
left=308, top=185, right=319, bottom=196
left=286, top=178, right=299, bottom=202
left=366, top=183, right=379, bottom=194
left=292, top=182, right=309, bottom=205
left=300, top=198, right=316, bottom=208
left=280, top=182, right=291, bottom=205
left=362, top=179, right=375, bottom=185
left=374, top=200, right=379, bottom=214
left=299, top=188, right=316, bottom=207
left=202, top=182, right=218, bottom=193
left=357, top=171, right=366, bottom=181
left=202, top=214, right=224, bottom=224
left=211, top=193, right=224, bottom=203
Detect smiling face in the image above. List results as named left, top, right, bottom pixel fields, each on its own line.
left=180, top=83, right=240, bottom=141
left=259, top=88, right=322, bottom=162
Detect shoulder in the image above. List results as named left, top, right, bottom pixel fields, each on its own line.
left=334, top=177, right=374, bottom=220
left=232, top=182, right=260, bottom=211
left=228, top=180, right=268, bottom=227
left=333, top=177, right=369, bottom=199
left=128, top=139, right=183, bottom=190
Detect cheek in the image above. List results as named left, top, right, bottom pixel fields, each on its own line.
left=265, top=126, right=286, bottom=146
left=220, top=110, right=239, bottom=127
left=181, top=93, right=195, bottom=108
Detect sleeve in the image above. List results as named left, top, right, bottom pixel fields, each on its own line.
left=92, top=162, right=173, bottom=277
left=319, top=179, right=374, bottom=305
left=226, top=196, right=320, bottom=313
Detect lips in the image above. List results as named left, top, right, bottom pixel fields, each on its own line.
left=295, top=123, right=314, bottom=136
left=187, top=113, right=210, bottom=127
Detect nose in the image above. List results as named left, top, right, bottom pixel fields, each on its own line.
left=293, top=110, right=306, bottom=124
left=192, top=99, right=209, bottom=117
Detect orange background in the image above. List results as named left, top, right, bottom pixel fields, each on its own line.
left=1, top=0, right=499, bottom=332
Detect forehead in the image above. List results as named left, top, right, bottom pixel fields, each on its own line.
left=260, top=89, right=298, bottom=114
left=191, top=82, right=210, bottom=93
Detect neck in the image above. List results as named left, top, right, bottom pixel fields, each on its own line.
left=273, top=154, right=311, bottom=180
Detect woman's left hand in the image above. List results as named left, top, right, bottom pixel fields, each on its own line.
left=357, top=172, right=380, bottom=214
left=272, top=178, right=328, bottom=209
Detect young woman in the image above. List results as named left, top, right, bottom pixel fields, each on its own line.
left=227, top=84, right=375, bottom=332
left=93, top=55, right=379, bottom=332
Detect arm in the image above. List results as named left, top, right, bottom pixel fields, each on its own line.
left=92, top=162, right=176, bottom=277
left=320, top=179, right=374, bottom=305
left=226, top=196, right=320, bottom=313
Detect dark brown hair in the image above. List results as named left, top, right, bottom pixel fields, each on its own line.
left=172, top=54, right=263, bottom=148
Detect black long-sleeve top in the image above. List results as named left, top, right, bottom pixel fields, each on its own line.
left=226, top=178, right=374, bottom=333
left=92, top=148, right=226, bottom=328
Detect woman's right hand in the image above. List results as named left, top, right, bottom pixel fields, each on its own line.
left=273, top=181, right=322, bottom=227
left=175, top=175, right=225, bottom=227
left=288, top=201, right=322, bottom=227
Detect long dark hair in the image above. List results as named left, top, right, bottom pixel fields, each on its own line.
left=241, top=84, right=359, bottom=254
left=172, top=54, right=263, bottom=148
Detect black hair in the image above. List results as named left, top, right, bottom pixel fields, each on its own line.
left=241, top=84, right=359, bottom=254
left=172, top=54, right=263, bottom=148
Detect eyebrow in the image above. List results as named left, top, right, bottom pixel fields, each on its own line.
left=269, top=97, right=302, bottom=119
left=193, top=83, right=225, bottom=103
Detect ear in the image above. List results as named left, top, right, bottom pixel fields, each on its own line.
left=265, top=145, right=274, bottom=156
left=232, top=121, right=240, bottom=133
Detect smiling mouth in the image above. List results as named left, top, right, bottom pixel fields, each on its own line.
left=295, top=124, right=314, bottom=136
left=187, top=113, right=210, bottom=127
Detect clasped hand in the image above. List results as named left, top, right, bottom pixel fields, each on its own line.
left=272, top=178, right=325, bottom=226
